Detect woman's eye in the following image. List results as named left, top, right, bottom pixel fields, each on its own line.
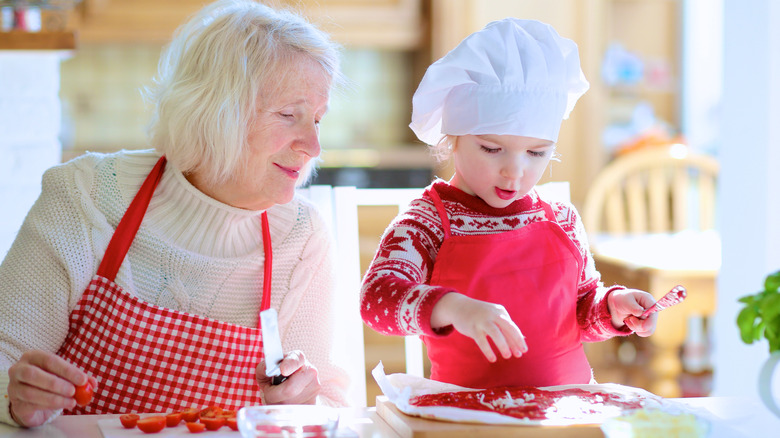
left=480, top=145, right=500, bottom=153
left=280, top=112, right=294, bottom=119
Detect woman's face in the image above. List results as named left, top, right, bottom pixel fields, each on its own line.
left=450, top=134, right=555, bottom=208
left=209, top=56, right=331, bottom=211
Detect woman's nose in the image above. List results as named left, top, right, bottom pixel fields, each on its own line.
left=294, top=123, right=321, bottom=157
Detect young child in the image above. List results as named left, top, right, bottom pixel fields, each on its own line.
left=360, top=18, right=658, bottom=389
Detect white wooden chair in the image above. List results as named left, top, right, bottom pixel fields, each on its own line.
left=353, top=188, right=425, bottom=378
left=297, top=185, right=367, bottom=407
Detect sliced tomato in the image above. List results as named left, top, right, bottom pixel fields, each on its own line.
left=165, top=412, right=182, bottom=427
left=186, top=422, right=206, bottom=433
left=200, top=416, right=225, bottom=431
left=136, top=416, right=166, bottom=434
left=198, top=405, right=223, bottom=419
left=73, top=383, right=93, bottom=407
left=225, top=417, right=238, bottom=431
left=119, top=413, right=139, bottom=429
left=181, top=408, right=200, bottom=423
left=218, top=409, right=237, bottom=418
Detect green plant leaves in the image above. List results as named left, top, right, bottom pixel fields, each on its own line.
left=736, top=270, right=780, bottom=353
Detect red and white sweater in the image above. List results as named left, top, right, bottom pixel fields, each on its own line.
left=360, top=180, right=631, bottom=341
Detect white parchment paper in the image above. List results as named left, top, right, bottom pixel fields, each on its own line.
left=372, top=362, right=674, bottom=426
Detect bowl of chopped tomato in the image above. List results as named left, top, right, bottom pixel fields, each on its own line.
left=237, top=405, right=339, bottom=438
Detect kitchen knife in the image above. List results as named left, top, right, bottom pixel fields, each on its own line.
left=260, top=308, right=287, bottom=385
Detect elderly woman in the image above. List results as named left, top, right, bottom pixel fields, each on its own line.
left=0, top=0, right=348, bottom=427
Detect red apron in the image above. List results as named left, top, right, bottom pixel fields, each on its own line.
left=57, top=156, right=274, bottom=414
left=423, top=187, right=591, bottom=388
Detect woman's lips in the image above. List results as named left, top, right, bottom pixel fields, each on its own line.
left=495, top=187, right=517, bottom=200
left=275, top=163, right=300, bottom=179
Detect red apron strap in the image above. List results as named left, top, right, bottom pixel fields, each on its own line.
left=96, top=156, right=167, bottom=281
left=260, top=211, right=272, bottom=312
left=538, top=198, right=556, bottom=223
left=427, top=187, right=451, bottom=239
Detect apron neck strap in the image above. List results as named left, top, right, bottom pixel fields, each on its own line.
left=95, top=156, right=274, bottom=314
left=427, top=187, right=451, bottom=239
left=96, top=156, right=167, bottom=281
left=260, top=211, right=272, bottom=312
left=538, top=197, right=557, bottom=223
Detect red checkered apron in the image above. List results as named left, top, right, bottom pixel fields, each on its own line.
left=57, top=156, right=273, bottom=414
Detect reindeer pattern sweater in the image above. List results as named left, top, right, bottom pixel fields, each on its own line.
left=360, top=180, right=631, bottom=341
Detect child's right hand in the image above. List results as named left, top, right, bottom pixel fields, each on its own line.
left=431, top=293, right=528, bottom=362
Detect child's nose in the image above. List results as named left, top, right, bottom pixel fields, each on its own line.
left=502, top=155, right=526, bottom=179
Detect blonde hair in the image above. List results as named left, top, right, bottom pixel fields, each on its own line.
left=429, top=135, right=457, bottom=162
left=145, top=0, right=341, bottom=186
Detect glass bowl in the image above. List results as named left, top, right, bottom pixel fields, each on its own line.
left=237, top=405, right=339, bottom=438
left=600, top=409, right=710, bottom=438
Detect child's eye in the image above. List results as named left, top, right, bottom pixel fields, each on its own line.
left=528, top=150, right=548, bottom=158
left=480, top=145, right=500, bottom=153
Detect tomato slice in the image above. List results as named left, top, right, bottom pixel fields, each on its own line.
left=198, top=405, right=223, bottom=419
left=73, top=383, right=93, bottom=407
left=119, top=413, right=139, bottom=428
left=225, top=417, right=238, bottom=431
left=136, top=416, right=166, bottom=434
left=166, top=412, right=182, bottom=427
left=181, top=408, right=200, bottom=423
left=201, top=416, right=225, bottom=431
left=186, top=422, right=206, bottom=433
left=219, top=409, right=237, bottom=418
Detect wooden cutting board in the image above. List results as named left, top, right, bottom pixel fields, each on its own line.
left=375, top=397, right=605, bottom=438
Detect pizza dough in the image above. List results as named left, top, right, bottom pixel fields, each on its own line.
left=372, top=362, right=680, bottom=427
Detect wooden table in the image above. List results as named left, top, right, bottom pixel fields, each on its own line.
left=1, top=397, right=777, bottom=438
left=591, top=231, right=720, bottom=397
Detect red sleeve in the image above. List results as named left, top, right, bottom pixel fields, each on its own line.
left=359, top=196, right=456, bottom=337
left=577, top=284, right=633, bottom=341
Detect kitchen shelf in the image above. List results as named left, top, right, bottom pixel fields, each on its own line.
left=0, top=30, right=75, bottom=50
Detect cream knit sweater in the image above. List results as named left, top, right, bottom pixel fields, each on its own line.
left=0, top=149, right=349, bottom=426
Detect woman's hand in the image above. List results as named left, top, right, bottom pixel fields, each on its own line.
left=431, top=293, right=528, bottom=362
left=256, top=350, right=320, bottom=405
left=607, top=288, right=658, bottom=336
left=7, top=350, right=97, bottom=428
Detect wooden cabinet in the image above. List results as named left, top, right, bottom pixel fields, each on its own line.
left=71, top=0, right=423, bottom=49
left=425, top=0, right=681, bottom=208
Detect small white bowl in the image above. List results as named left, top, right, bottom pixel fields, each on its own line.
left=600, top=409, right=710, bottom=438
left=237, top=405, right=339, bottom=438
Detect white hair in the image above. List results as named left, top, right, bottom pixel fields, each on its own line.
left=145, top=0, right=341, bottom=187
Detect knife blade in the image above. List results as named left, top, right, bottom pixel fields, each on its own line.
left=260, top=308, right=287, bottom=385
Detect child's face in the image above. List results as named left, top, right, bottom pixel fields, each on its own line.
left=450, top=134, right=555, bottom=208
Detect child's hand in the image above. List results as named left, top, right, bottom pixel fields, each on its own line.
left=607, top=289, right=658, bottom=336
left=431, top=293, right=528, bottom=362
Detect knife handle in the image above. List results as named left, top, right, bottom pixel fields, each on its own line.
left=271, top=374, right=288, bottom=385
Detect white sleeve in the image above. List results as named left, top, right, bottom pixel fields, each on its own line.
left=277, top=209, right=350, bottom=407
left=0, top=158, right=106, bottom=426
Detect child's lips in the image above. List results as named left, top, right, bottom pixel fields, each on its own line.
left=495, top=187, right=517, bottom=200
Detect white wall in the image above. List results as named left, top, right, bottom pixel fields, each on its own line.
left=0, top=52, right=65, bottom=259
left=712, top=0, right=780, bottom=397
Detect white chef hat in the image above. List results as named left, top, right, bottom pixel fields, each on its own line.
left=410, top=18, right=589, bottom=145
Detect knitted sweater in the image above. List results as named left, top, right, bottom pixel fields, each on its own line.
left=360, top=180, right=630, bottom=340
left=0, top=150, right=349, bottom=426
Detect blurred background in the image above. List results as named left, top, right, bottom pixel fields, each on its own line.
left=1, top=0, right=778, bottom=408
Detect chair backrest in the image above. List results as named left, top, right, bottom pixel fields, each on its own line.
left=297, top=185, right=366, bottom=407
left=353, top=188, right=425, bottom=378
left=582, top=144, right=719, bottom=240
